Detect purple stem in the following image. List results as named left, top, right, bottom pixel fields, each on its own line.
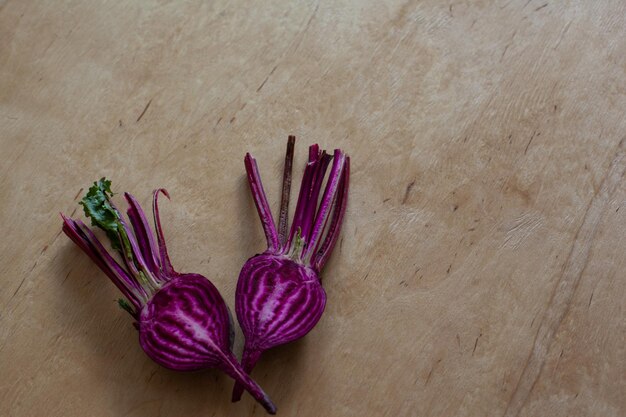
left=75, top=221, right=148, bottom=300
left=220, top=351, right=276, bottom=414
left=313, top=156, right=350, bottom=271
left=118, top=215, right=162, bottom=291
left=304, top=150, right=347, bottom=261
left=244, top=153, right=279, bottom=252
left=231, top=348, right=262, bottom=403
left=102, top=197, right=144, bottom=279
left=152, top=189, right=178, bottom=277
left=61, top=215, right=143, bottom=310
left=300, top=151, right=332, bottom=247
left=277, top=136, right=296, bottom=249
left=116, top=216, right=147, bottom=279
left=124, top=192, right=162, bottom=278
left=287, top=145, right=320, bottom=250
left=75, top=220, right=150, bottom=303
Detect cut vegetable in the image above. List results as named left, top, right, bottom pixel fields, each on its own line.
left=232, top=136, right=350, bottom=402
left=62, top=179, right=276, bottom=414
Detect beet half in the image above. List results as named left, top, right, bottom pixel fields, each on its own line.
left=62, top=179, right=276, bottom=414
left=232, top=137, right=350, bottom=401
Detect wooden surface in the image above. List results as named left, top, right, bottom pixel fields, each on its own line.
left=1, top=1, right=625, bottom=416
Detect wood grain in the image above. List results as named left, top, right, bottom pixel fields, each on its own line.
left=1, top=1, right=625, bottom=416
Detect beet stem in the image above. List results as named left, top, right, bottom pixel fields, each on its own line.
left=313, top=156, right=350, bottom=271
left=124, top=192, right=162, bottom=279
left=287, top=145, right=319, bottom=251
left=152, top=189, right=178, bottom=276
left=244, top=153, right=279, bottom=252
left=277, top=135, right=296, bottom=249
left=300, top=151, right=332, bottom=248
left=61, top=215, right=144, bottom=309
left=304, top=150, right=346, bottom=261
left=104, top=193, right=161, bottom=294
left=75, top=220, right=150, bottom=302
left=101, top=196, right=144, bottom=279
left=116, top=215, right=161, bottom=292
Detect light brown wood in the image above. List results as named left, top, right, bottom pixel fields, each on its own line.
left=1, top=1, right=625, bottom=416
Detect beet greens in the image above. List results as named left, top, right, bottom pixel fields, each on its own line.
left=62, top=179, right=276, bottom=414
left=232, top=136, right=350, bottom=402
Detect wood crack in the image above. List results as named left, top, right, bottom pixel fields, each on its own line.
left=256, top=65, right=278, bottom=92
left=502, top=138, right=626, bottom=417
left=5, top=227, right=64, bottom=308
left=402, top=180, right=416, bottom=204
left=554, top=20, right=572, bottom=50
left=136, top=99, right=152, bottom=122
left=255, top=1, right=319, bottom=93
left=292, top=1, right=319, bottom=53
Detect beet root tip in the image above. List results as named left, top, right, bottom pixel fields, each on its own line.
left=231, top=348, right=263, bottom=402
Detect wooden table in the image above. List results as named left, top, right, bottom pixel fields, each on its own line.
left=1, top=1, right=624, bottom=416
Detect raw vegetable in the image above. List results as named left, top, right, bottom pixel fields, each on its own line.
left=62, top=179, right=276, bottom=414
left=232, top=136, right=350, bottom=401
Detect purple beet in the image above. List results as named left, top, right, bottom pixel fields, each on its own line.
left=232, top=136, right=350, bottom=402
left=62, top=179, right=276, bottom=414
